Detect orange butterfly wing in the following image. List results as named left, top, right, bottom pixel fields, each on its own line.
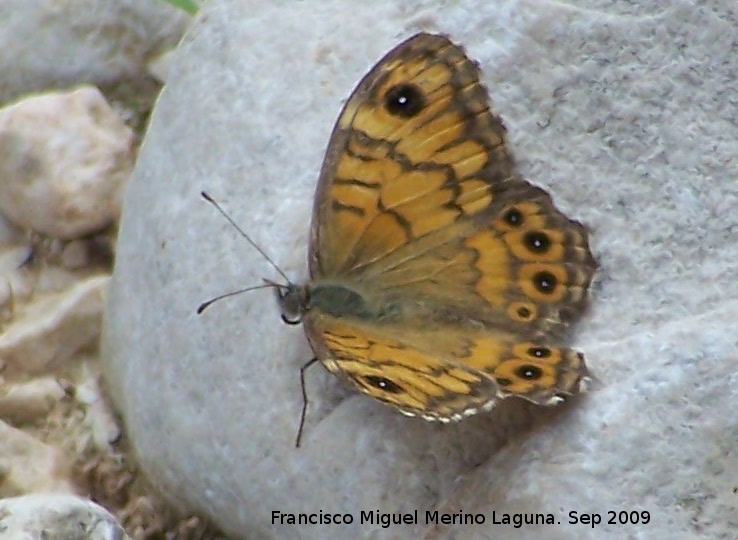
left=296, top=33, right=595, bottom=422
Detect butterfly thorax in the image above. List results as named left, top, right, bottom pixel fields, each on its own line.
left=278, top=281, right=394, bottom=325
left=280, top=279, right=500, bottom=335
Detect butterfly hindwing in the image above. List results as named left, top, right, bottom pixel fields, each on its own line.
left=303, top=314, right=588, bottom=419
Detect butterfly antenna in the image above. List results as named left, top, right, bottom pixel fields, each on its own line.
left=295, top=357, right=319, bottom=448
left=200, top=191, right=290, bottom=284
left=197, top=283, right=278, bottom=314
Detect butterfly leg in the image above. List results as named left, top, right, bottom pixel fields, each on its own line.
left=295, top=357, right=319, bottom=447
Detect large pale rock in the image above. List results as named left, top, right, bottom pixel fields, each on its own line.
left=0, top=0, right=189, bottom=105
left=0, top=493, right=129, bottom=540
left=0, top=87, right=134, bottom=239
left=102, top=0, right=738, bottom=538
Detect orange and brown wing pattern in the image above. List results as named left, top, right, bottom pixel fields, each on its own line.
left=310, top=33, right=516, bottom=278
left=469, top=187, right=596, bottom=334
left=294, top=32, right=596, bottom=428
left=347, top=180, right=596, bottom=336
left=303, top=315, right=588, bottom=419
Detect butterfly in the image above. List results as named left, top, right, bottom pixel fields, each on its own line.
left=202, top=32, right=596, bottom=445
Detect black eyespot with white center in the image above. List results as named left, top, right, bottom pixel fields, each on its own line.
left=527, top=347, right=551, bottom=358
left=363, top=375, right=403, bottom=394
left=515, top=365, right=543, bottom=380
left=503, top=207, right=524, bottom=226
left=524, top=231, right=551, bottom=253
left=533, top=271, right=557, bottom=294
left=384, top=84, right=426, bottom=118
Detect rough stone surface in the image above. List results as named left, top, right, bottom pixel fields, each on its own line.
left=0, top=493, right=130, bottom=540
left=0, top=377, right=66, bottom=425
left=0, top=421, right=75, bottom=495
left=0, top=0, right=189, bottom=106
left=102, top=0, right=738, bottom=539
left=0, top=87, right=134, bottom=239
left=0, top=275, right=110, bottom=377
left=0, top=4, right=224, bottom=539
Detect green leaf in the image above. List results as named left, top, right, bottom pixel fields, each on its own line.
left=162, top=0, right=199, bottom=15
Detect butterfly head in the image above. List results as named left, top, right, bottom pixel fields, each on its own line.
left=272, top=280, right=310, bottom=326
